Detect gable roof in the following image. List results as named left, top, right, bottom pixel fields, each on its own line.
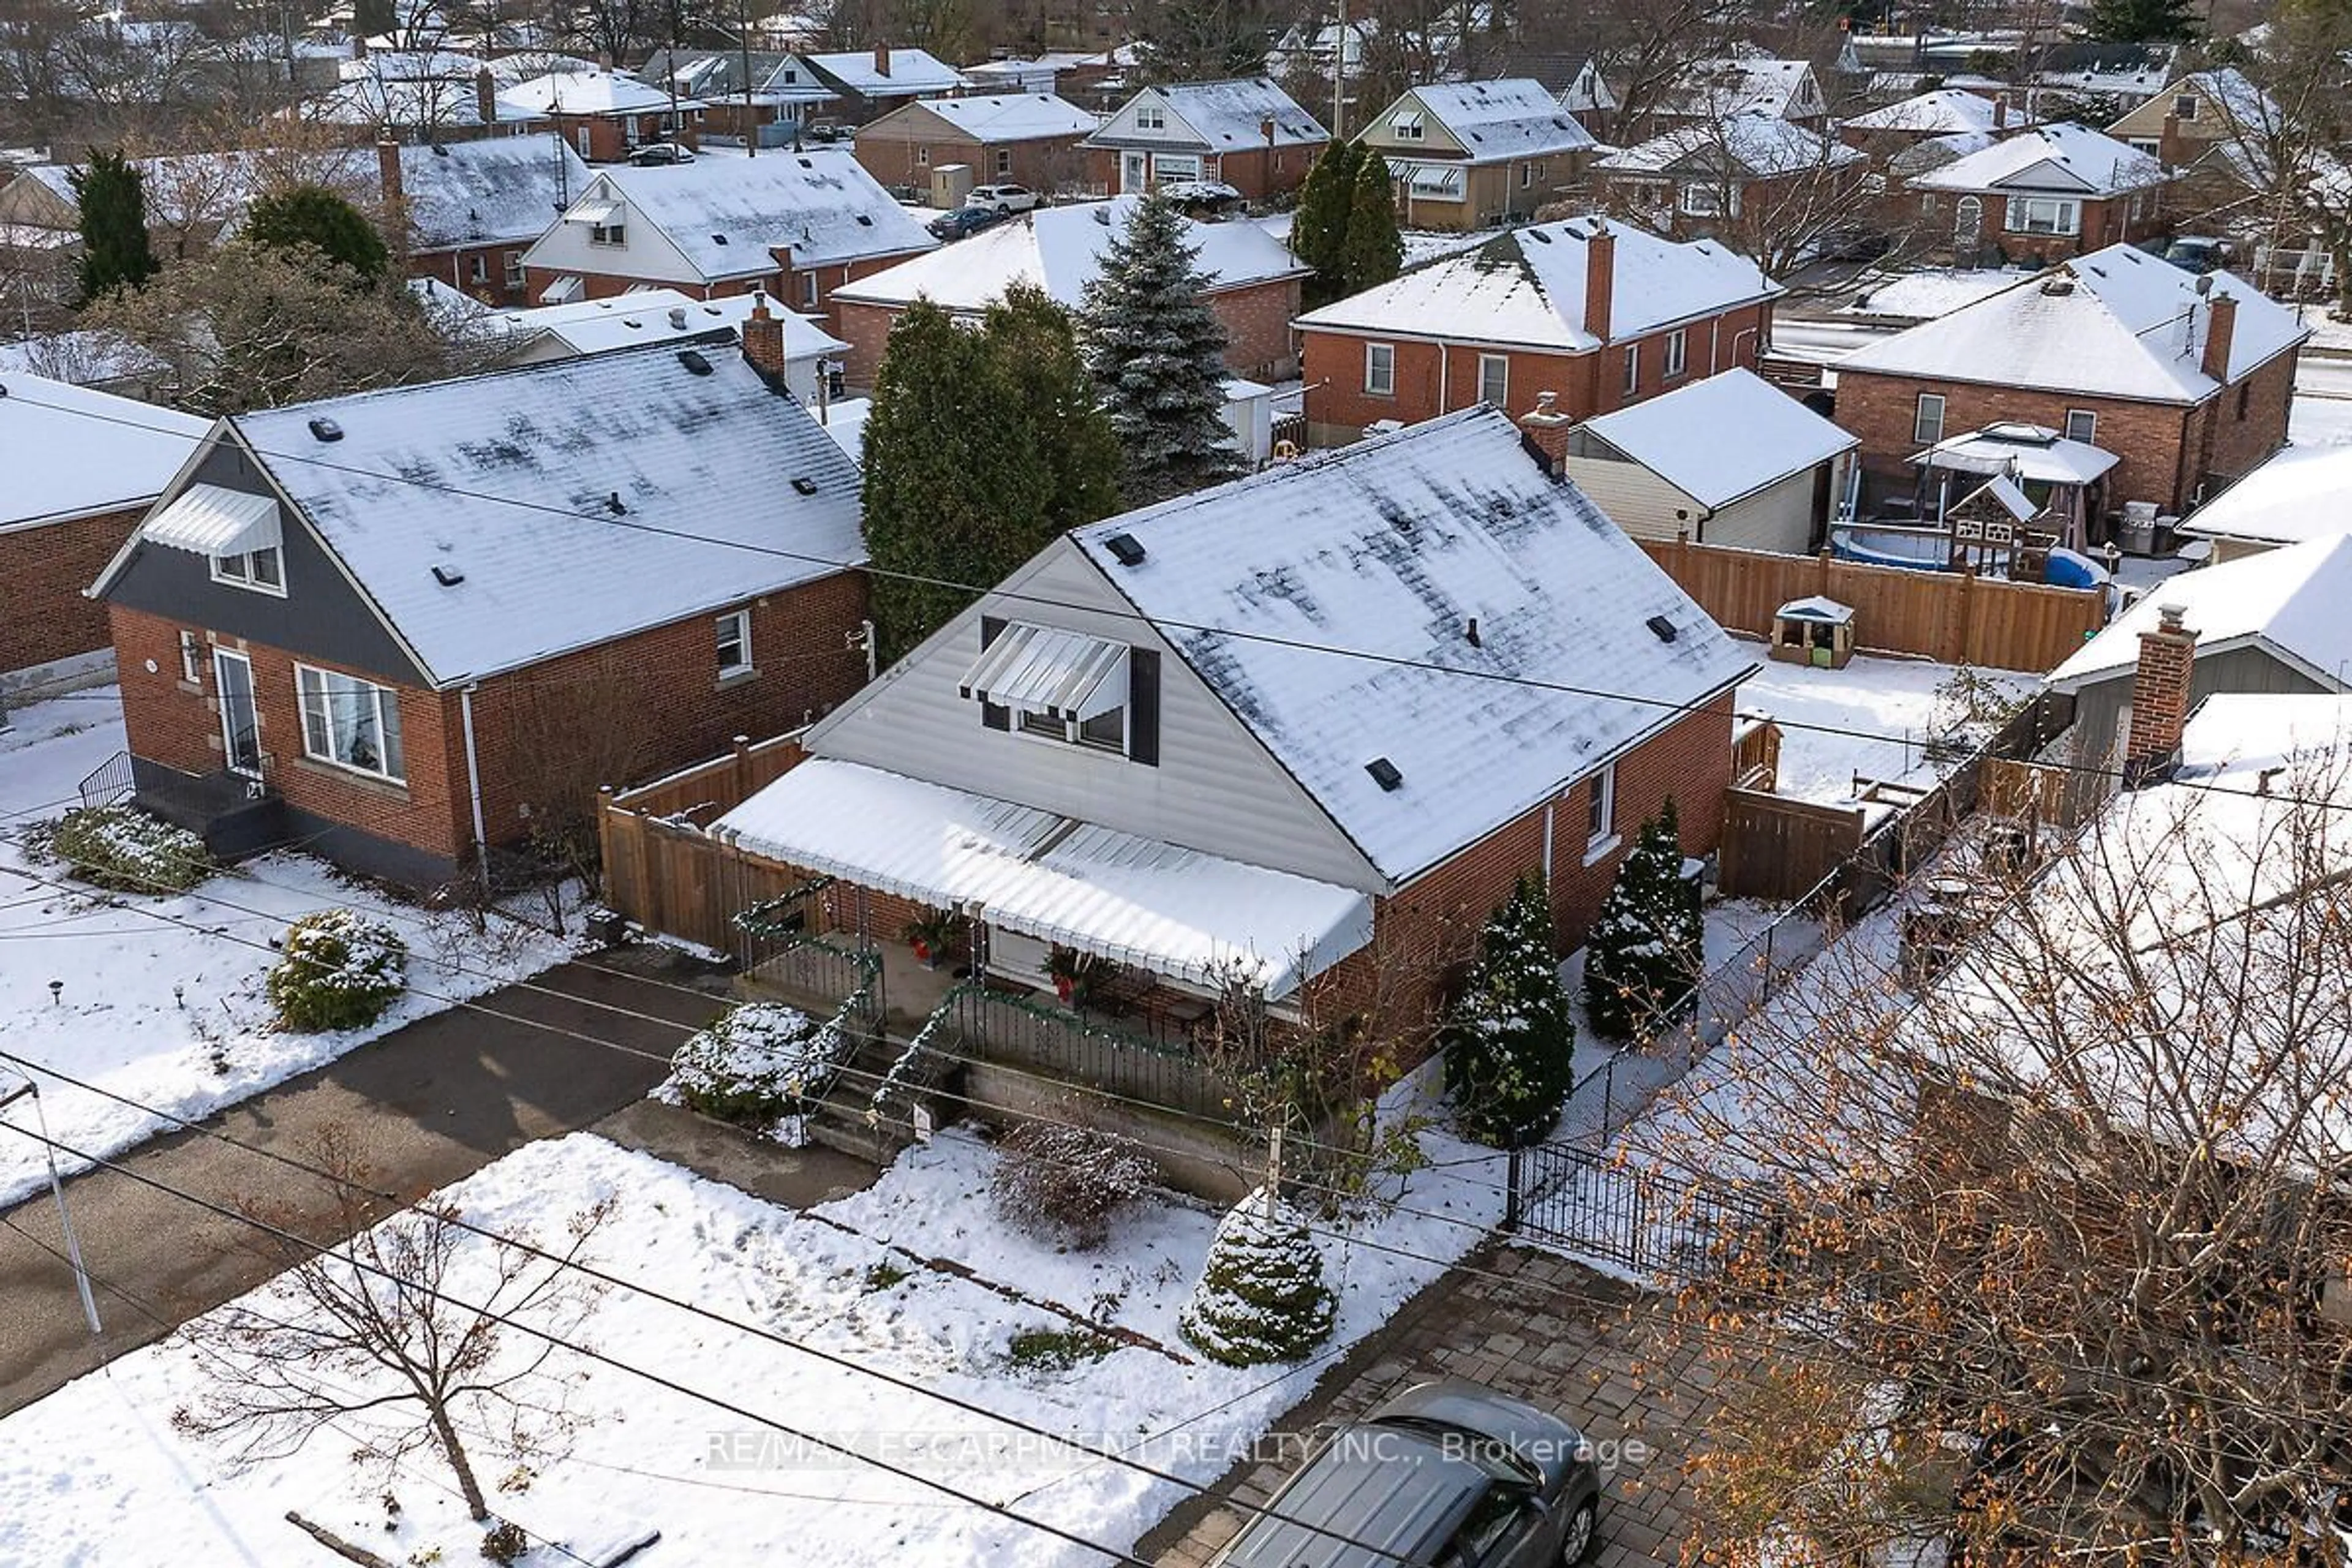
left=1066, top=407, right=1755, bottom=883
left=1909, top=121, right=2165, bottom=195
left=130, top=340, right=865, bottom=686
left=584, top=151, right=937, bottom=279
left=802, top=47, right=965, bottom=96
left=1596, top=111, right=1863, bottom=178
left=1844, top=88, right=2027, bottom=135
left=1575, top=368, right=1856, bottom=510
left=833, top=198, right=1306, bottom=311
left=1295, top=215, right=1779, bottom=351
left=309, top=75, right=549, bottom=130
left=1837, top=244, right=2307, bottom=402
left=2048, top=534, right=2352, bottom=693
left=1656, top=56, right=1823, bottom=120
left=2176, top=445, right=2352, bottom=550
left=892, top=92, right=1098, bottom=140
left=490, top=289, right=846, bottom=358
left=1087, top=78, right=1329, bottom=151
left=397, top=132, right=585, bottom=250
left=0, top=372, right=208, bottom=529
left=497, top=69, right=692, bottom=116
left=1390, top=78, right=1597, bottom=160
left=638, top=47, right=837, bottom=105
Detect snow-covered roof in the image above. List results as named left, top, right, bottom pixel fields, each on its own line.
left=1068, top=407, right=1757, bottom=884
left=1088, top=78, right=1328, bottom=151
left=23, top=149, right=299, bottom=233
left=1777, top=595, right=1853, bottom=622
left=1890, top=130, right=1998, bottom=179
left=2176, top=445, right=2352, bottom=549
left=492, top=289, right=845, bottom=358
left=803, top=47, right=964, bottom=96
left=1909, top=121, right=2165, bottom=195
left=1295, top=214, right=1779, bottom=352
left=834, top=198, right=1305, bottom=311
left=0, top=372, right=207, bottom=529
left=1843, top=88, right=2026, bottom=135
left=1839, top=245, right=2307, bottom=403
left=2165, top=67, right=2278, bottom=130
left=1558, top=58, right=1617, bottom=115
left=1596, top=111, right=1863, bottom=178
left=899, top=92, right=1098, bottom=140
left=178, top=341, right=864, bottom=685
left=308, top=74, right=548, bottom=129
left=1656, top=56, right=1823, bottom=121
left=1577, top=368, right=1856, bottom=510
left=397, top=133, right=584, bottom=249
left=1915, top=423, right=2117, bottom=486
left=714, top=758, right=1374, bottom=996
left=2048, top=535, right=2352, bottom=693
left=497, top=69, right=695, bottom=115
left=0, top=329, right=169, bottom=387
left=1400, top=78, right=1597, bottom=160
left=339, top=47, right=478, bottom=81
left=1842, top=264, right=2024, bottom=322
left=586, top=151, right=936, bottom=279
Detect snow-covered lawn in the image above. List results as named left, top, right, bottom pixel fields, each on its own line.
left=2296, top=302, right=2352, bottom=354
left=0, top=1128, right=1499, bottom=1566
left=0, top=688, right=576, bottom=1207
left=1739, top=652, right=2040, bottom=806
left=2291, top=388, right=2352, bottom=447
left=1838, top=265, right=2026, bottom=322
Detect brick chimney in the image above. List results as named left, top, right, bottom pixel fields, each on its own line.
left=742, top=291, right=787, bottom=379
left=2124, top=602, right=2196, bottom=783
left=1519, top=391, right=1574, bottom=474
left=874, top=40, right=891, bottom=78
left=351, top=30, right=367, bottom=61
left=1992, top=92, right=2007, bottom=131
left=475, top=65, right=497, bottom=130
left=2201, top=289, right=2237, bottom=386
left=1583, top=219, right=1615, bottom=344
left=376, top=134, right=402, bottom=209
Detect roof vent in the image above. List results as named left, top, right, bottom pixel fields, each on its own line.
left=855, top=213, right=873, bottom=225
left=678, top=348, right=714, bottom=375
left=712, top=232, right=729, bottom=244
left=1464, top=616, right=1480, bottom=648
left=798, top=156, right=813, bottom=167
left=432, top=141, right=450, bottom=157
left=1646, top=614, right=1678, bottom=643
left=790, top=476, right=819, bottom=496
left=431, top=564, right=465, bottom=587
left=1526, top=227, right=1552, bottom=243
left=1104, top=532, right=1147, bottom=566
left=1365, top=756, right=1404, bottom=792
left=2040, top=275, right=2076, bottom=296
left=308, top=417, right=344, bottom=442
left=668, top=306, right=687, bottom=328
left=606, top=491, right=627, bottom=514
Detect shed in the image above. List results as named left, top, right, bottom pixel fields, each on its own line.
left=1771, top=595, right=1856, bottom=668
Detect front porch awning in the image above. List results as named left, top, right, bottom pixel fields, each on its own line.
left=1913, top=424, right=2119, bottom=487
left=712, top=759, right=1375, bottom=998
left=958, top=622, right=1128, bottom=722
left=140, top=483, right=281, bottom=557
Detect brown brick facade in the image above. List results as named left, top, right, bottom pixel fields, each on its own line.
left=406, top=243, right=532, bottom=306
left=1083, top=143, right=1313, bottom=201
left=1915, top=189, right=2162, bottom=263
left=521, top=246, right=923, bottom=334
left=548, top=110, right=702, bottom=165
left=2, top=506, right=143, bottom=676
left=852, top=131, right=1092, bottom=195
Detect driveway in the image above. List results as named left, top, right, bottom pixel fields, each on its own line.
left=1145, top=1245, right=1741, bottom=1568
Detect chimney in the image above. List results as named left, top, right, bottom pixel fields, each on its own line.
left=2158, top=110, right=2191, bottom=168
left=742, top=290, right=787, bottom=379
left=1583, top=220, right=1615, bottom=344
left=1519, top=391, right=1574, bottom=474
left=376, top=134, right=402, bottom=209
left=2201, top=290, right=2237, bottom=386
left=2124, top=602, right=2196, bottom=784
left=475, top=65, right=497, bottom=130
left=351, top=31, right=367, bottom=61
left=1992, top=92, right=2007, bottom=131
left=874, top=41, right=891, bottom=78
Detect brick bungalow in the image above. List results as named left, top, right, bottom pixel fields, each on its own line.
left=1352, top=78, right=1599, bottom=231
left=1292, top=214, right=1781, bottom=446
left=516, top=149, right=936, bottom=329
left=1082, top=78, right=1329, bottom=200
left=1908, top=121, right=2170, bottom=265
left=88, top=320, right=871, bottom=886
left=1591, top=113, right=1867, bottom=255
left=496, top=69, right=704, bottom=164
left=1838, top=88, right=2027, bottom=162
left=379, top=132, right=589, bottom=306
left=2, top=373, right=207, bottom=693
left=852, top=92, right=1100, bottom=197
left=829, top=198, right=1308, bottom=386
left=1833, top=244, right=2307, bottom=522
left=701, top=406, right=1752, bottom=1093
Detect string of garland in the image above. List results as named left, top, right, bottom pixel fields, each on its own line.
left=731, top=875, right=838, bottom=941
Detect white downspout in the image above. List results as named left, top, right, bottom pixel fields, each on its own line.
left=1438, top=340, right=1450, bottom=415
left=459, top=684, right=491, bottom=895
left=1541, top=799, right=1555, bottom=886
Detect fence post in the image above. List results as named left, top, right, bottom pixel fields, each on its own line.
left=1503, top=1147, right=1523, bottom=1233
left=730, top=734, right=753, bottom=810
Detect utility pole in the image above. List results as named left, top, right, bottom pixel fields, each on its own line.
left=0, top=1078, right=102, bottom=1337
left=1330, top=0, right=1345, bottom=140
left=741, top=0, right=756, bottom=156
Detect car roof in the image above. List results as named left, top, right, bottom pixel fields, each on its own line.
left=1209, top=1423, right=1487, bottom=1567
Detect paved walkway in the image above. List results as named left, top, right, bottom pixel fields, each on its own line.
left=0, top=954, right=735, bottom=1415
left=1144, top=1245, right=1743, bottom=1568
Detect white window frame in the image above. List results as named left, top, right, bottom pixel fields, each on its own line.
left=916, top=143, right=930, bottom=166
left=2174, top=94, right=2198, bottom=120
left=1016, top=703, right=1128, bottom=754
left=2064, top=409, right=2097, bottom=444
left=1676, top=180, right=1726, bottom=217
left=1663, top=328, right=1688, bottom=379
left=1476, top=352, right=1508, bottom=409
left=1390, top=110, right=1424, bottom=141
left=211, top=544, right=285, bottom=597
left=2005, top=196, right=2080, bottom=236
left=502, top=251, right=523, bottom=289
left=1623, top=344, right=1639, bottom=396
left=1520, top=161, right=1536, bottom=189
left=1152, top=152, right=1201, bottom=183
left=1364, top=341, right=1395, bottom=396
left=177, top=629, right=202, bottom=682
left=589, top=218, right=625, bottom=246
left=1134, top=104, right=1165, bottom=130
left=995, top=148, right=1012, bottom=176
left=1913, top=392, right=1947, bottom=445
left=1585, top=761, right=1616, bottom=850
left=800, top=271, right=819, bottom=309
left=295, top=663, right=405, bottom=783
left=467, top=253, right=488, bottom=285
left=715, top=609, right=753, bottom=677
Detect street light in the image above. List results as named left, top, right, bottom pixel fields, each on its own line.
left=0, top=1076, right=102, bottom=1336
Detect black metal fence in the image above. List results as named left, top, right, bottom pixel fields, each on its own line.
left=1504, top=1140, right=1776, bottom=1282
left=952, top=987, right=1237, bottom=1123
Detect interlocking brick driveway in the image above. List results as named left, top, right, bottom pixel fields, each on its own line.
left=1145, top=1244, right=1736, bottom=1568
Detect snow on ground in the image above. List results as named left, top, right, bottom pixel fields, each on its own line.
left=1838, top=265, right=2024, bottom=322
left=2291, top=389, right=2352, bottom=447
left=2296, top=303, right=2352, bottom=354
left=1737, top=652, right=2040, bottom=806
left=0, top=688, right=577, bottom=1208
left=1249, top=211, right=1490, bottom=272
left=0, top=1127, right=1498, bottom=1566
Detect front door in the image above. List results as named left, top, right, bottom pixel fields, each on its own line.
left=214, top=649, right=261, bottom=777
left=1121, top=151, right=1146, bottom=193
left=1954, top=195, right=1983, bottom=263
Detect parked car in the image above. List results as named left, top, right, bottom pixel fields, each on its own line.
left=2158, top=235, right=2233, bottom=274
left=927, top=205, right=1011, bottom=241
left=965, top=183, right=1039, bottom=213
left=1207, top=1380, right=1604, bottom=1567
left=629, top=141, right=695, bottom=165
left=801, top=122, right=848, bottom=143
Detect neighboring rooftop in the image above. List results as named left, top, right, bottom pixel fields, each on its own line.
left=396, top=132, right=587, bottom=249
left=1574, top=368, right=1858, bottom=510
left=1088, top=77, right=1328, bottom=149
left=889, top=92, right=1099, bottom=140
left=802, top=47, right=965, bottom=96
left=1654, top=56, right=1824, bottom=121
left=2048, top=533, right=2352, bottom=692
left=1396, top=78, right=1598, bottom=160
left=492, top=288, right=846, bottom=358
left=497, top=69, right=694, bottom=116
left=2176, top=445, right=2352, bottom=550
left=0, top=371, right=207, bottom=526
left=1844, top=88, right=2029, bottom=135
left=580, top=151, right=936, bottom=278
left=1909, top=120, right=2166, bottom=195
left=1597, top=111, right=1863, bottom=177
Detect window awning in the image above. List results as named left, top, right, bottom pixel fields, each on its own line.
left=959, top=622, right=1128, bottom=722
left=140, top=483, right=281, bottom=557
left=566, top=200, right=619, bottom=225
left=539, top=273, right=584, bottom=304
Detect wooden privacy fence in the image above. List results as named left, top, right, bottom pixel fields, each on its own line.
left=1642, top=535, right=2105, bottom=673
left=597, top=729, right=811, bottom=954
left=1717, top=790, right=1866, bottom=901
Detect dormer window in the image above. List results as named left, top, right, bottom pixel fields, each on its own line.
left=213, top=545, right=284, bottom=593
left=1390, top=109, right=1424, bottom=140
left=1134, top=104, right=1166, bottom=130
left=962, top=620, right=1130, bottom=753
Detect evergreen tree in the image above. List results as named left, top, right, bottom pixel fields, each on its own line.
left=244, top=184, right=391, bottom=285
left=2086, top=0, right=2197, bottom=42
left=1338, top=149, right=1403, bottom=298
left=70, top=148, right=157, bottom=304
left=1178, top=1188, right=1336, bottom=1366
left=1583, top=798, right=1704, bottom=1041
left=983, top=281, right=1121, bottom=534
left=352, top=0, right=396, bottom=36
left=1443, top=874, right=1576, bottom=1148
left=1290, top=140, right=1359, bottom=306
left=1080, top=195, right=1242, bottom=505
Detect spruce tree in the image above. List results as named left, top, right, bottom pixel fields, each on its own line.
left=1079, top=195, right=1242, bottom=505
left=244, top=184, right=392, bottom=285
left=1338, top=149, right=1403, bottom=298
left=1443, top=873, right=1576, bottom=1149
left=2086, top=0, right=2196, bottom=42
left=70, top=148, right=157, bottom=304
left=1178, top=1188, right=1336, bottom=1366
left=1291, top=140, right=1359, bottom=306
left=1583, top=798, right=1703, bottom=1041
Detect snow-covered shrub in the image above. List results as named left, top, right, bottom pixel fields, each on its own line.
left=661, top=1003, right=850, bottom=1136
left=1178, top=1188, right=1336, bottom=1366
left=48, top=803, right=212, bottom=892
left=266, top=909, right=409, bottom=1033
left=478, top=1520, right=527, bottom=1564
left=1584, top=798, right=1703, bottom=1041
left=1443, top=873, right=1577, bottom=1148
left=989, top=1120, right=1158, bottom=1250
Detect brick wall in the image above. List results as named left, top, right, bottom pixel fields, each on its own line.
left=1082, top=143, right=1313, bottom=200
left=2195, top=349, right=2296, bottom=493
left=408, top=242, right=533, bottom=305
left=1962, top=192, right=2152, bottom=263
left=853, top=132, right=1089, bottom=193
left=2, top=507, right=142, bottom=676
